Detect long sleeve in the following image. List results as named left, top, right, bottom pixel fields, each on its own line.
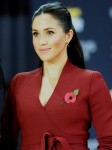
left=89, top=71, right=112, bottom=150
left=0, top=74, right=20, bottom=150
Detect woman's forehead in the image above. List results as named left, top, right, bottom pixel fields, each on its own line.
left=32, top=14, right=62, bottom=30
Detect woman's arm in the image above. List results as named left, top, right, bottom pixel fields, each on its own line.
left=89, top=71, right=112, bottom=150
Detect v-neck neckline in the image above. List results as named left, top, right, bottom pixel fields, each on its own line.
left=35, top=59, right=73, bottom=109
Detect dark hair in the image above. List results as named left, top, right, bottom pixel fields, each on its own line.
left=32, top=2, right=85, bottom=69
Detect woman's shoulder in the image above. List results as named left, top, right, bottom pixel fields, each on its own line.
left=82, top=68, right=102, bottom=76
left=17, top=68, right=41, bottom=76
left=72, top=64, right=102, bottom=78
left=10, top=67, right=42, bottom=84
left=79, top=67, right=104, bottom=81
left=67, top=61, right=103, bottom=80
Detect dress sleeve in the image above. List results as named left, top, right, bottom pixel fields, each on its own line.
left=0, top=74, right=20, bottom=150
left=89, top=71, right=112, bottom=150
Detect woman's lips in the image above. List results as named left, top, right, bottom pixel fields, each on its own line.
left=39, top=48, right=51, bottom=53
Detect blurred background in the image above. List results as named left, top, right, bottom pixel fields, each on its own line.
left=0, top=0, right=112, bottom=149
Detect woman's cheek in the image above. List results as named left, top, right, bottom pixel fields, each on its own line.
left=51, top=36, right=65, bottom=48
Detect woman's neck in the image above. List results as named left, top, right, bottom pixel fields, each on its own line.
left=43, top=57, right=67, bottom=79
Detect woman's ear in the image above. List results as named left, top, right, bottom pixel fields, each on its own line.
left=66, top=29, right=74, bottom=44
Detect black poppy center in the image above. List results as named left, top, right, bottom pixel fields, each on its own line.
left=69, top=96, right=73, bottom=100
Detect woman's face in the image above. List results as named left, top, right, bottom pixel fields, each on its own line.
left=32, top=13, right=73, bottom=63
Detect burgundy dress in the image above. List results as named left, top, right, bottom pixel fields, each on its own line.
left=2, top=60, right=112, bottom=150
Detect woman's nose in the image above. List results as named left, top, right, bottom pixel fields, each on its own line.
left=38, top=35, right=48, bottom=45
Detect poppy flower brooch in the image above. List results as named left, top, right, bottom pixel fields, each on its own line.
left=61, top=89, right=79, bottom=104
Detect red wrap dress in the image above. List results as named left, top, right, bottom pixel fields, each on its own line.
left=2, top=60, right=112, bottom=150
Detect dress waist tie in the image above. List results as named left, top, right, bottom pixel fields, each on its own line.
left=41, top=132, right=87, bottom=150
left=21, top=132, right=87, bottom=150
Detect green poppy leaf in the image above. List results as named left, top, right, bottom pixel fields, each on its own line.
left=73, top=89, right=79, bottom=95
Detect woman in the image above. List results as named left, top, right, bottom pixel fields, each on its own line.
left=1, top=2, right=112, bottom=150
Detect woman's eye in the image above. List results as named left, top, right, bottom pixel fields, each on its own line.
left=47, top=31, right=54, bottom=35
left=32, top=32, right=38, bottom=37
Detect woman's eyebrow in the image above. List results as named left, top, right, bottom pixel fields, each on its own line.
left=32, top=27, right=55, bottom=32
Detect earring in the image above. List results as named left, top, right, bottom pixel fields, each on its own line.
left=66, top=42, right=69, bottom=47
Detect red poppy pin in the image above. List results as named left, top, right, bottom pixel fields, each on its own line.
left=61, top=89, right=79, bottom=104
